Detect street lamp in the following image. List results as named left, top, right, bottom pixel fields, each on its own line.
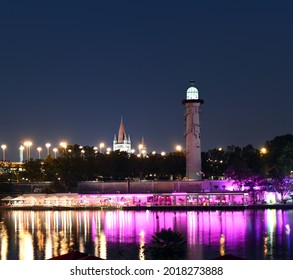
left=24, top=141, right=32, bottom=161
left=53, top=148, right=58, bottom=159
left=60, top=142, right=67, bottom=149
left=1, top=144, right=7, bottom=161
left=45, top=143, right=51, bottom=155
left=37, top=147, right=42, bottom=160
left=175, top=145, right=182, bottom=152
left=19, top=145, right=24, bottom=162
left=99, top=142, right=105, bottom=153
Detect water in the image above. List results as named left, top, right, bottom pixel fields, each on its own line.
left=0, top=209, right=292, bottom=260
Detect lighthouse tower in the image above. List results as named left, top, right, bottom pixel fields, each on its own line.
left=182, top=81, right=204, bottom=180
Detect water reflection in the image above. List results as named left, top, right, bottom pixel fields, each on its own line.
left=0, top=209, right=293, bottom=260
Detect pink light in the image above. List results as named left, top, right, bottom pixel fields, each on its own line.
left=171, top=192, right=187, bottom=195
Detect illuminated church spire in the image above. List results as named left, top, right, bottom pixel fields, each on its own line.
left=113, top=117, right=131, bottom=153
left=117, top=117, right=127, bottom=143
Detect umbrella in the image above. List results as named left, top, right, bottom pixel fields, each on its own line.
left=48, top=250, right=103, bottom=260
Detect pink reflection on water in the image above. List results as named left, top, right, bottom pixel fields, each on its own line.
left=1, top=209, right=293, bottom=259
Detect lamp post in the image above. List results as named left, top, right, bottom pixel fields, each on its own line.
left=24, top=141, right=32, bottom=161
left=60, top=142, right=67, bottom=149
left=45, top=143, right=51, bottom=156
left=37, top=147, right=42, bottom=160
left=53, top=148, right=58, bottom=159
left=59, top=142, right=67, bottom=156
left=138, top=144, right=143, bottom=154
left=1, top=144, right=7, bottom=161
left=99, top=142, right=105, bottom=153
left=19, top=145, right=24, bottom=162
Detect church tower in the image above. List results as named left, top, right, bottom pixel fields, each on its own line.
left=113, top=118, right=131, bottom=153
left=182, top=81, right=204, bottom=180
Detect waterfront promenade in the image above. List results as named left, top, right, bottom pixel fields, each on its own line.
left=1, top=192, right=292, bottom=211
left=1, top=203, right=293, bottom=211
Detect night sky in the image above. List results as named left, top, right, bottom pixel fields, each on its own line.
left=1, top=0, right=292, bottom=161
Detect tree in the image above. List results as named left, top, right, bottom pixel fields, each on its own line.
left=43, top=154, right=58, bottom=181
left=225, top=160, right=253, bottom=190
left=271, top=177, right=293, bottom=203
left=20, top=160, right=44, bottom=182
left=264, top=134, right=293, bottom=176
left=144, top=228, right=187, bottom=260
left=202, top=148, right=227, bottom=179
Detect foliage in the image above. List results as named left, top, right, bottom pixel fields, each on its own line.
left=144, top=228, right=187, bottom=260
left=264, top=134, right=293, bottom=177
left=20, top=160, right=44, bottom=182
left=270, top=177, right=293, bottom=202
left=1, top=134, right=293, bottom=192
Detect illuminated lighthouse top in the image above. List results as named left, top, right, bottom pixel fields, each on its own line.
left=186, top=86, right=199, bottom=100
left=182, top=81, right=204, bottom=105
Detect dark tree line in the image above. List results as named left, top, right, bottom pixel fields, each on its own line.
left=1, top=134, right=293, bottom=195
left=10, top=145, right=185, bottom=186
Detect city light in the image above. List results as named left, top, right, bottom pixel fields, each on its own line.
left=1, top=144, right=7, bottom=161
left=19, top=145, right=24, bottom=162
left=260, top=147, right=268, bottom=154
left=59, top=142, right=67, bottom=149
left=45, top=143, right=51, bottom=156
left=175, top=145, right=182, bottom=152
left=37, top=147, right=42, bottom=159
left=23, top=141, right=32, bottom=161
left=99, top=142, right=105, bottom=153
left=53, top=148, right=58, bottom=159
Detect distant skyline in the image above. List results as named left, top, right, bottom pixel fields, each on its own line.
left=0, top=0, right=292, bottom=161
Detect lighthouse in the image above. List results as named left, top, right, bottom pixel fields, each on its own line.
left=182, top=81, right=204, bottom=180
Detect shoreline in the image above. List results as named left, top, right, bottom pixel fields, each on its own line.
left=1, top=203, right=293, bottom=211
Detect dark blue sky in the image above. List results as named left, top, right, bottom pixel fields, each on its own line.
left=0, top=0, right=292, bottom=161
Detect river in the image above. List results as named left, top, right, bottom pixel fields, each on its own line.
left=0, top=209, right=292, bottom=260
